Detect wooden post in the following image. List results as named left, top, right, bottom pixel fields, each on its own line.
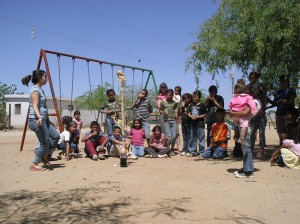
left=8, top=104, right=11, bottom=129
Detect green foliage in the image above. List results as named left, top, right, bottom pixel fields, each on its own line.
left=187, top=0, right=300, bottom=87
left=75, top=82, right=111, bottom=110
left=0, top=82, right=20, bottom=108
left=0, top=82, right=22, bottom=129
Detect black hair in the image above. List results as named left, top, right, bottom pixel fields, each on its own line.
left=166, top=89, right=174, bottom=96
left=174, top=86, right=182, bottom=96
left=216, top=108, right=226, bottom=115
left=152, top=125, right=162, bottom=133
left=158, top=82, right=168, bottom=95
left=249, top=71, right=260, bottom=79
left=65, top=121, right=76, bottom=131
left=208, top=85, right=218, bottom=93
left=113, top=126, right=122, bottom=132
left=74, top=110, right=81, bottom=116
left=90, top=121, right=99, bottom=127
left=192, top=90, right=201, bottom=98
left=141, top=89, right=148, bottom=97
left=62, top=115, right=72, bottom=125
left=285, top=123, right=299, bottom=144
left=182, top=93, right=192, bottom=101
left=106, top=89, right=115, bottom=96
left=21, top=70, right=47, bottom=86
left=132, top=118, right=142, bottom=129
left=286, top=108, right=299, bottom=118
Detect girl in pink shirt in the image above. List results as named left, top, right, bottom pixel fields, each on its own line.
left=128, top=118, right=146, bottom=158
left=229, top=83, right=257, bottom=145
left=144, top=125, right=170, bottom=158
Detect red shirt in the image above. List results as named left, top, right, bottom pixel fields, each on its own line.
left=128, top=128, right=145, bottom=146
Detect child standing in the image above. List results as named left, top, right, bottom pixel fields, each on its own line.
left=201, top=108, right=228, bottom=159
left=229, top=83, right=257, bottom=145
left=179, top=93, right=192, bottom=156
left=130, top=89, right=153, bottom=146
left=128, top=118, right=146, bottom=158
left=73, top=110, right=83, bottom=136
left=173, top=86, right=183, bottom=152
left=108, top=126, right=131, bottom=158
left=186, top=90, right=207, bottom=156
left=144, top=125, right=170, bottom=158
left=159, top=89, right=179, bottom=156
left=81, top=121, right=108, bottom=160
left=57, top=121, right=78, bottom=161
left=102, top=89, right=119, bottom=136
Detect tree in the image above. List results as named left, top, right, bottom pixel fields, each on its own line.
left=0, top=82, right=22, bottom=129
left=186, top=0, right=300, bottom=87
left=75, top=82, right=111, bottom=111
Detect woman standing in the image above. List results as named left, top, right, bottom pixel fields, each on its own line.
left=247, top=72, right=269, bottom=159
left=22, top=70, right=60, bottom=171
left=156, top=82, right=168, bottom=133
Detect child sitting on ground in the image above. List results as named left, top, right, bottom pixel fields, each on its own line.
left=127, top=118, right=145, bottom=159
left=57, top=119, right=78, bottom=161
left=108, top=126, right=131, bottom=158
left=81, top=121, right=108, bottom=161
left=271, top=108, right=300, bottom=168
left=229, top=83, right=257, bottom=145
left=144, top=125, right=170, bottom=158
left=201, top=108, right=228, bottom=159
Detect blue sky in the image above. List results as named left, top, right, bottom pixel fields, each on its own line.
left=0, top=0, right=244, bottom=108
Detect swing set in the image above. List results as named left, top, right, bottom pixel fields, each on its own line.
left=20, top=49, right=158, bottom=151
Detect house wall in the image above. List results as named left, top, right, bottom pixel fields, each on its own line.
left=5, top=95, right=105, bottom=129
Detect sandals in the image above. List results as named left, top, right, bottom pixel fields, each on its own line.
left=41, top=159, right=53, bottom=170
left=30, top=164, right=46, bottom=171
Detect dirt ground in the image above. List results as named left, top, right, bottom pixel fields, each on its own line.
left=0, top=127, right=300, bottom=224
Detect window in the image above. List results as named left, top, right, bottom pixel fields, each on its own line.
left=14, top=104, right=21, bottom=114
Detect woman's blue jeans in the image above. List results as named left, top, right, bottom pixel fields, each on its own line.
left=28, top=119, right=59, bottom=163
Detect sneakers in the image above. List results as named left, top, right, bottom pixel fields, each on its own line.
left=186, top=152, right=196, bottom=157
left=180, top=152, right=187, bottom=156
left=98, top=154, right=105, bottom=160
left=169, top=151, right=176, bottom=156
left=237, top=138, right=249, bottom=146
left=128, top=155, right=138, bottom=160
left=92, top=154, right=98, bottom=161
left=234, top=171, right=254, bottom=178
left=158, top=154, right=168, bottom=158
left=144, top=155, right=152, bottom=158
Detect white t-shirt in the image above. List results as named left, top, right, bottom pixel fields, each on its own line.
left=58, top=131, right=70, bottom=144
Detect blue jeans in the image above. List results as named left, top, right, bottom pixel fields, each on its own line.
left=142, top=121, right=150, bottom=139
left=181, top=122, right=190, bottom=152
left=202, top=146, right=226, bottom=159
left=105, top=116, right=116, bottom=136
left=241, top=127, right=254, bottom=172
left=188, top=127, right=205, bottom=155
left=131, top=145, right=145, bottom=157
left=250, top=116, right=266, bottom=150
left=28, top=119, right=59, bottom=163
left=57, top=142, right=78, bottom=151
left=164, top=120, right=177, bottom=146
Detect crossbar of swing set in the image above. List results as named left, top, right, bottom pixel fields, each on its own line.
left=43, top=49, right=158, bottom=94
left=19, top=48, right=158, bottom=151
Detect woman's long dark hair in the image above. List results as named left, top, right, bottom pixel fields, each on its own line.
left=21, top=70, right=46, bottom=86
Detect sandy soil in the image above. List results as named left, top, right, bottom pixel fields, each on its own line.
left=0, top=127, right=300, bottom=224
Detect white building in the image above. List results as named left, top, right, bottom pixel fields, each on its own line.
left=5, top=94, right=105, bottom=129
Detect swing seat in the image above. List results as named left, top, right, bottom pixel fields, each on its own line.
left=68, top=105, right=74, bottom=110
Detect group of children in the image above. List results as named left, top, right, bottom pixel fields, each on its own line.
left=53, top=80, right=300, bottom=170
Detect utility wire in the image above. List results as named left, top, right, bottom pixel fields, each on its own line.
left=0, top=14, right=184, bottom=70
